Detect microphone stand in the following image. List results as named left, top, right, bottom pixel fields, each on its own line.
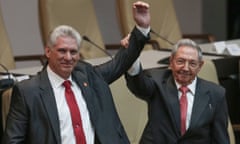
left=82, top=35, right=113, bottom=59
left=150, top=29, right=175, bottom=46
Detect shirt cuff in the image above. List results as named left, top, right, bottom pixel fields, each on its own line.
left=127, top=58, right=141, bottom=76
left=136, top=25, right=150, bottom=37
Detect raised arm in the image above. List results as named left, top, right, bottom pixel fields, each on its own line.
left=121, top=1, right=150, bottom=48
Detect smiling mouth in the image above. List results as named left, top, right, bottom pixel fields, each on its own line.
left=178, top=72, right=191, bottom=78
left=62, top=63, right=73, bottom=67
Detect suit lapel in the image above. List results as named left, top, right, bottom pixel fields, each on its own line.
left=165, top=76, right=181, bottom=135
left=155, top=74, right=181, bottom=135
left=39, top=70, right=61, bottom=143
left=188, top=78, right=210, bottom=129
left=72, top=70, right=99, bottom=125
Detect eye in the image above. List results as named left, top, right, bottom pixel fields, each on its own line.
left=189, top=61, right=198, bottom=68
left=175, top=59, right=185, bottom=65
left=70, top=50, right=78, bottom=55
left=58, top=48, right=66, bottom=54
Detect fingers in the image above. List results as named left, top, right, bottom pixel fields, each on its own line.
left=120, top=34, right=130, bottom=48
left=133, top=1, right=149, bottom=9
left=132, top=1, right=149, bottom=14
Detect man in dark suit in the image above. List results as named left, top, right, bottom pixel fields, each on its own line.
left=125, top=39, right=230, bottom=143
left=3, top=1, right=151, bottom=144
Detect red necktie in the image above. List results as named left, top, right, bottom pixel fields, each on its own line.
left=63, top=80, right=86, bottom=144
left=179, top=86, right=188, bottom=135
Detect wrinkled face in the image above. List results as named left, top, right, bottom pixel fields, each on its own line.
left=169, top=46, right=203, bottom=86
left=45, top=36, right=80, bottom=79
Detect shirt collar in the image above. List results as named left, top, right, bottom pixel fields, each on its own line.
left=175, top=77, right=197, bottom=95
left=47, top=66, right=73, bottom=88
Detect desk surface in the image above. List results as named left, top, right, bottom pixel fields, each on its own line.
left=200, top=39, right=240, bottom=55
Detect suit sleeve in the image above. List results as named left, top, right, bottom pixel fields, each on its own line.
left=3, top=85, right=28, bottom=143
left=212, top=88, right=230, bottom=144
left=95, top=27, right=149, bottom=84
left=125, top=68, right=157, bottom=101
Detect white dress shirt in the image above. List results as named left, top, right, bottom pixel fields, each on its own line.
left=175, top=79, right=196, bottom=130
left=47, top=66, right=94, bottom=144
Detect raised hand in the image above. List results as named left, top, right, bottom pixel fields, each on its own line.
left=132, top=1, right=150, bottom=28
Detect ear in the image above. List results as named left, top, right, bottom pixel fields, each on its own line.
left=197, top=60, right=204, bottom=72
left=45, top=47, right=51, bottom=58
left=169, top=55, right=174, bottom=69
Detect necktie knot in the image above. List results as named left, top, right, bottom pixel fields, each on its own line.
left=63, top=80, right=71, bottom=89
left=179, top=86, right=189, bottom=94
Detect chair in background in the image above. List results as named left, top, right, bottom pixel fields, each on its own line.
left=0, top=5, right=15, bottom=70
left=1, top=88, right=12, bottom=131
left=39, top=0, right=106, bottom=59
left=110, top=76, right=148, bottom=144
left=117, top=0, right=215, bottom=50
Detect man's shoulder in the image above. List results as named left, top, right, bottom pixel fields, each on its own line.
left=15, top=74, right=41, bottom=88
left=198, top=77, right=221, bottom=87
left=197, top=77, right=225, bottom=93
left=74, top=60, right=93, bottom=71
left=72, top=61, right=98, bottom=78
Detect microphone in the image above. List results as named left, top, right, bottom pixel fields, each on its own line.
left=82, top=35, right=113, bottom=59
left=0, top=63, right=14, bottom=91
left=150, top=29, right=175, bottom=46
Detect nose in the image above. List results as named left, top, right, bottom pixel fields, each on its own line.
left=64, top=51, right=72, bottom=60
left=182, top=62, right=190, bottom=70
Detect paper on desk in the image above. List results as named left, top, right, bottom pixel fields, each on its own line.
left=212, top=41, right=226, bottom=54
left=224, top=44, right=240, bottom=56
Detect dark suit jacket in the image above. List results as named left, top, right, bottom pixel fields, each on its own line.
left=126, top=68, right=230, bottom=144
left=3, top=27, right=148, bottom=144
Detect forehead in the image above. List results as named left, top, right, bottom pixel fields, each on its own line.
left=54, top=36, right=78, bottom=48
left=174, top=46, right=199, bottom=60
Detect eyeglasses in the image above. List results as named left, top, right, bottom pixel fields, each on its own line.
left=174, top=58, right=200, bottom=69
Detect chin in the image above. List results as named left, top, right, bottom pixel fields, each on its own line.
left=60, top=68, right=73, bottom=74
left=177, top=78, right=189, bottom=84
